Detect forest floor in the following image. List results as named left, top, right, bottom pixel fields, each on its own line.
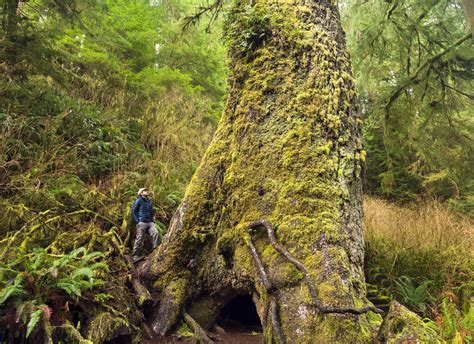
left=144, top=332, right=262, bottom=344
left=144, top=321, right=263, bottom=343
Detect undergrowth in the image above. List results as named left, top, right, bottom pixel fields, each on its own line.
left=0, top=0, right=226, bottom=341
left=364, top=197, right=473, bottom=342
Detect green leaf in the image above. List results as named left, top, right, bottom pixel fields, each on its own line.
left=0, top=276, right=25, bottom=305
left=56, top=281, right=82, bottom=298
left=89, top=262, right=109, bottom=272
left=72, top=267, right=93, bottom=280
left=26, top=309, right=43, bottom=338
left=0, top=284, right=25, bottom=305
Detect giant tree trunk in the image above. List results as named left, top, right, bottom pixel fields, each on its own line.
left=141, top=1, right=414, bottom=342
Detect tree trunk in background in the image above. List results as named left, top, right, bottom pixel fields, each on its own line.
left=140, top=1, right=438, bottom=342
left=3, top=0, right=18, bottom=36
left=2, top=0, right=19, bottom=67
left=463, top=0, right=474, bottom=35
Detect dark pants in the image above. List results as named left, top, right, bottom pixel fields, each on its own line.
left=132, top=221, right=161, bottom=258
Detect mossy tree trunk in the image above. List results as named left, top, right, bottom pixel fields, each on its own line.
left=142, top=0, right=379, bottom=342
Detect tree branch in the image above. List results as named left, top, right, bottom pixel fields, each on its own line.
left=182, top=0, right=224, bottom=33
left=385, top=32, right=471, bottom=113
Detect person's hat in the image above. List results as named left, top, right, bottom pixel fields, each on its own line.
left=138, top=188, right=148, bottom=196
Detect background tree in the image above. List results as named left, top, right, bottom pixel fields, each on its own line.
left=342, top=0, right=473, bottom=211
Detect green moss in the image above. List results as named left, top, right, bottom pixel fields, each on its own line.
left=58, top=321, right=93, bottom=344
left=86, top=312, right=130, bottom=343
left=187, top=297, right=220, bottom=330
left=377, top=301, right=441, bottom=343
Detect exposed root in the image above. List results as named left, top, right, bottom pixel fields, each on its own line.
left=141, top=323, right=155, bottom=340
left=247, top=238, right=274, bottom=292
left=249, top=219, right=383, bottom=315
left=248, top=237, right=284, bottom=344
left=269, top=298, right=285, bottom=344
left=261, top=298, right=270, bottom=339
left=183, top=312, right=214, bottom=344
left=125, top=255, right=153, bottom=308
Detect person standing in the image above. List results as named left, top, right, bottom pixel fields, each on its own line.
left=131, top=188, right=161, bottom=263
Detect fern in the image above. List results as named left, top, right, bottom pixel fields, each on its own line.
left=72, top=267, right=94, bottom=280
left=394, top=276, right=434, bottom=314
left=0, top=245, right=109, bottom=337
left=26, top=309, right=43, bottom=338
left=441, top=297, right=457, bottom=338
left=0, top=275, right=25, bottom=305
left=56, top=281, right=82, bottom=298
left=439, top=297, right=473, bottom=343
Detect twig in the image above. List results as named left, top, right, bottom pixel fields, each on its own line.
left=182, top=0, right=224, bottom=33
left=385, top=32, right=471, bottom=114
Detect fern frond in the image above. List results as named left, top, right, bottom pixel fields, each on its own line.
left=26, top=309, right=43, bottom=338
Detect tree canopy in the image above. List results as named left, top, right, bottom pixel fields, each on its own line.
left=342, top=0, right=473, bottom=210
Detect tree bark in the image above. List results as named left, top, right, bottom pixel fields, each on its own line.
left=3, top=0, right=18, bottom=38
left=139, top=1, right=432, bottom=342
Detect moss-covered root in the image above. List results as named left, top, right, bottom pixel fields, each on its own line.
left=151, top=277, right=189, bottom=336
left=86, top=312, right=132, bottom=343
left=376, top=301, right=441, bottom=343
left=55, top=322, right=93, bottom=344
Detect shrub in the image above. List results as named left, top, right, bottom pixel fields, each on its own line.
left=0, top=247, right=108, bottom=340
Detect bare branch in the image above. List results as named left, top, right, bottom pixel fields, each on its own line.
left=182, top=0, right=224, bottom=33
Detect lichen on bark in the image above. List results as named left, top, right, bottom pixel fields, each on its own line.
left=140, top=1, right=439, bottom=342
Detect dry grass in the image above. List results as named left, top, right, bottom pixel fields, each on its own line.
left=363, top=197, right=473, bottom=253
left=363, top=197, right=473, bottom=306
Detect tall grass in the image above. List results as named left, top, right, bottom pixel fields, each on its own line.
left=364, top=197, right=473, bottom=341
left=364, top=197, right=473, bottom=253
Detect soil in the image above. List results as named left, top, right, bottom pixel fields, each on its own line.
left=144, top=333, right=262, bottom=343
left=144, top=323, right=263, bottom=343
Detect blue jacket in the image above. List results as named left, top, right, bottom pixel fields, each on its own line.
left=132, top=196, right=154, bottom=223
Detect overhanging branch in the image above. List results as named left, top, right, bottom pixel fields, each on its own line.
left=385, top=32, right=471, bottom=114
left=182, top=0, right=224, bottom=33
